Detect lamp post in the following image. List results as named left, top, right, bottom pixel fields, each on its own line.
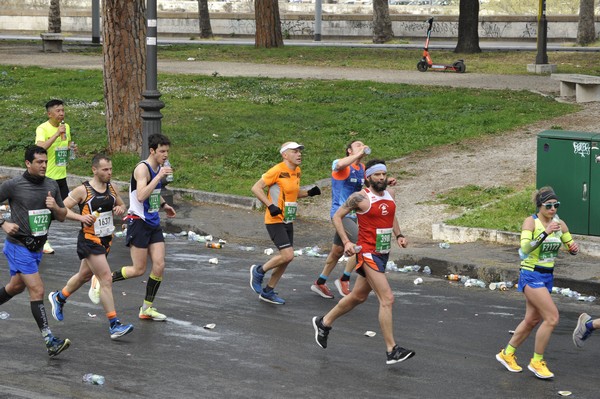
left=139, top=0, right=164, bottom=159
left=314, top=0, right=322, bottom=41
left=92, top=0, right=100, bottom=44
left=535, top=0, right=548, bottom=64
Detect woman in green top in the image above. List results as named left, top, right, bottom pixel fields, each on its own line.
left=496, top=186, right=579, bottom=380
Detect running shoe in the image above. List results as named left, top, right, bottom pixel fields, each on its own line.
left=528, top=359, right=554, bottom=379
left=495, top=349, right=522, bottom=372
left=88, top=275, right=101, bottom=305
left=311, top=282, right=334, bottom=299
left=334, top=278, right=351, bottom=297
left=573, top=312, right=593, bottom=348
left=43, top=241, right=55, bottom=254
left=48, top=291, right=64, bottom=322
left=139, top=306, right=167, bottom=321
left=109, top=320, right=134, bottom=340
left=312, top=316, right=331, bottom=349
left=259, top=289, right=285, bottom=305
left=250, top=264, right=264, bottom=294
left=386, top=345, right=416, bottom=365
left=46, top=335, right=71, bottom=357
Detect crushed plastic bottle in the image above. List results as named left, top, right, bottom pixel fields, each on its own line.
left=0, top=311, right=9, bottom=320
left=413, top=277, right=423, bottom=285
left=188, top=232, right=213, bottom=243
left=264, top=248, right=274, bottom=255
left=82, top=373, right=105, bottom=385
left=239, top=246, right=255, bottom=252
left=464, top=279, right=486, bottom=288
left=206, top=242, right=222, bottom=249
left=439, top=242, right=450, bottom=249
left=422, top=266, right=431, bottom=275
left=385, top=260, right=398, bottom=271
left=293, top=249, right=303, bottom=257
left=578, top=296, right=596, bottom=302
left=208, top=258, right=219, bottom=264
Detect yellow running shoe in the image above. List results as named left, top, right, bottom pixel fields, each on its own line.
left=139, top=306, right=167, bottom=321
left=528, top=359, right=554, bottom=379
left=88, top=275, right=101, bottom=305
left=495, top=349, right=522, bottom=372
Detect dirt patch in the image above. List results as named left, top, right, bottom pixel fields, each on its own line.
left=301, top=101, right=600, bottom=238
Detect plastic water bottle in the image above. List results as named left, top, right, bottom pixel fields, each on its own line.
left=363, top=147, right=371, bottom=155
left=92, top=207, right=102, bottom=219
left=82, top=373, right=105, bottom=385
left=353, top=245, right=362, bottom=253
left=69, top=141, right=76, bottom=160
left=164, top=159, right=173, bottom=183
left=0, top=311, right=9, bottom=320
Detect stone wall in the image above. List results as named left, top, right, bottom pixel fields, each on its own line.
left=1, top=3, right=598, bottom=40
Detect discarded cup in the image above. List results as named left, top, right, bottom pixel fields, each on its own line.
left=413, top=277, right=423, bottom=285
left=364, top=330, right=376, bottom=337
left=0, top=311, right=9, bottom=320
left=203, top=323, right=216, bottom=330
left=208, top=258, right=219, bottom=264
left=264, top=248, right=274, bottom=255
left=82, top=373, right=105, bottom=385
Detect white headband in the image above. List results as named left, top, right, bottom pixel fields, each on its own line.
left=365, top=163, right=387, bottom=178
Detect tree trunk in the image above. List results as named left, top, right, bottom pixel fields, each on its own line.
left=254, top=0, right=283, bottom=48
left=102, top=0, right=147, bottom=153
left=48, top=0, right=61, bottom=33
left=454, top=0, right=481, bottom=53
left=577, top=0, right=596, bottom=45
left=198, top=0, right=213, bottom=39
left=372, top=0, right=394, bottom=44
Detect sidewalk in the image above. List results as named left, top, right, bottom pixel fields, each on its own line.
left=1, top=38, right=598, bottom=299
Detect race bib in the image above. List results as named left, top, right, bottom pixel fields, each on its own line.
left=93, top=211, right=115, bottom=237
left=283, top=202, right=298, bottom=223
left=375, top=227, right=393, bottom=254
left=538, top=237, right=561, bottom=263
left=55, top=146, right=68, bottom=167
left=148, top=188, right=161, bottom=213
left=28, top=209, right=51, bottom=237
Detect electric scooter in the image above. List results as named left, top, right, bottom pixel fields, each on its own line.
left=417, top=17, right=466, bottom=73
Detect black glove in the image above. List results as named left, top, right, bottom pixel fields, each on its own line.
left=268, top=204, right=282, bottom=216
left=307, top=186, right=321, bottom=197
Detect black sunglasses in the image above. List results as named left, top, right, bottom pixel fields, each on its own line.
left=542, top=202, right=560, bottom=210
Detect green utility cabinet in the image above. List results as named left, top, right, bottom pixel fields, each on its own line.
left=537, top=130, right=600, bottom=236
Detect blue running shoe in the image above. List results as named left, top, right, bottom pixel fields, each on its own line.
left=46, top=335, right=71, bottom=357
left=250, top=264, right=264, bottom=294
left=259, top=288, right=285, bottom=305
left=573, top=313, right=593, bottom=348
left=109, top=320, right=134, bottom=340
left=48, top=291, right=64, bottom=322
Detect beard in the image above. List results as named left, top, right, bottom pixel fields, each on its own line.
left=369, top=179, right=388, bottom=192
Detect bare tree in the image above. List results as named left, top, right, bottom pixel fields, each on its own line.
left=102, top=0, right=147, bottom=153
left=254, top=0, right=283, bottom=48
left=577, top=0, right=596, bottom=45
left=455, top=0, right=481, bottom=53
left=373, top=0, right=394, bottom=43
left=48, top=0, right=61, bottom=33
left=198, top=0, right=213, bottom=39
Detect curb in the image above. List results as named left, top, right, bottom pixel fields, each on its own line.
left=432, top=222, right=600, bottom=258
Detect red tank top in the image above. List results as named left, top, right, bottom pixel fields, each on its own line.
left=356, top=188, right=396, bottom=254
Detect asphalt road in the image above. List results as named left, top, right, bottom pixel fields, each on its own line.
left=0, top=219, right=598, bottom=399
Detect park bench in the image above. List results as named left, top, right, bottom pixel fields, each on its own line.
left=551, top=73, right=600, bottom=103
left=40, top=32, right=63, bottom=53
